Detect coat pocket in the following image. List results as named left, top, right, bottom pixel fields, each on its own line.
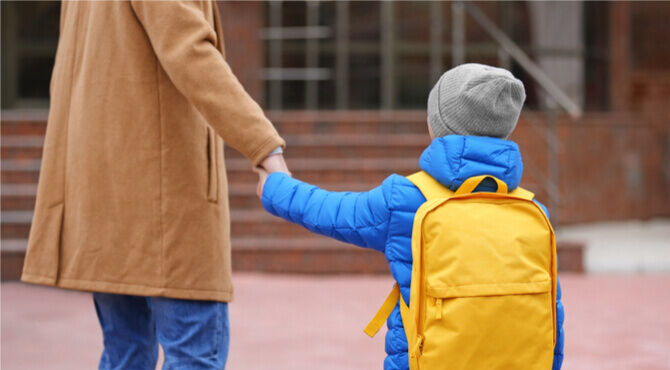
left=206, top=126, right=218, bottom=203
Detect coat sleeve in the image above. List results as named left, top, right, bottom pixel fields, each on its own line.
left=261, top=173, right=394, bottom=252
left=130, top=0, right=284, bottom=166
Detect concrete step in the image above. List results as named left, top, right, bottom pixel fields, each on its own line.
left=227, top=158, right=419, bottom=184
left=1, top=211, right=33, bottom=239
left=0, top=133, right=430, bottom=161
left=0, top=235, right=584, bottom=280
left=1, top=195, right=36, bottom=212
left=1, top=159, right=42, bottom=184
left=267, top=111, right=428, bottom=135
left=0, top=119, right=47, bottom=136
left=281, top=133, right=428, bottom=147
left=231, top=237, right=388, bottom=274
left=226, top=133, right=428, bottom=159
left=1, top=236, right=359, bottom=253
left=0, top=144, right=424, bottom=162
left=0, top=134, right=430, bottom=147
left=0, top=183, right=381, bottom=211
left=0, top=236, right=389, bottom=278
left=2, top=181, right=546, bottom=216
left=0, top=114, right=583, bottom=279
left=0, top=184, right=38, bottom=196
left=1, top=249, right=26, bottom=280
left=7, top=211, right=325, bottom=241
left=0, top=158, right=420, bottom=185
left=1, top=239, right=30, bottom=252
left=0, top=209, right=365, bottom=239
left=227, top=182, right=378, bottom=208
left=1, top=184, right=38, bottom=211
left=2, top=111, right=429, bottom=135
left=230, top=210, right=319, bottom=238
left=1, top=136, right=44, bottom=160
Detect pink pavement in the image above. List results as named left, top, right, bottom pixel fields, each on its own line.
left=2, top=273, right=670, bottom=370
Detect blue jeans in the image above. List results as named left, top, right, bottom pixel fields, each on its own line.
left=93, top=293, right=229, bottom=370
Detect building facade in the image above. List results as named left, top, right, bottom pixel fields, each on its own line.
left=2, top=1, right=670, bottom=276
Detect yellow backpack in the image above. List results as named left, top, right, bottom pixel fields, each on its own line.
left=365, top=171, right=557, bottom=370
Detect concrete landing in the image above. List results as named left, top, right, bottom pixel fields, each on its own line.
left=558, top=218, right=670, bottom=273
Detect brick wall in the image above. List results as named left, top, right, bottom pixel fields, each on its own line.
left=513, top=112, right=670, bottom=224
left=262, top=111, right=670, bottom=226
left=7, top=2, right=670, bottom=278
left=210, top=1, right=670, bottom=225
left=2, top=111, right=602, bottom=276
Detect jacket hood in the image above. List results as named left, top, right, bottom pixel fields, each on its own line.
left=419, top=135, right=523, bottom=191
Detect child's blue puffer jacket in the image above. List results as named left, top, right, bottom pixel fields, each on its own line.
left=262, top=135, right=564, bottom=370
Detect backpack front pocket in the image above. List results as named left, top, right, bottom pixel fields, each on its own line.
left=421, top=282, right=554, bottom=370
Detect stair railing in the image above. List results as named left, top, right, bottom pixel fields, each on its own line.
left=459, top=1, right=584, bottom=223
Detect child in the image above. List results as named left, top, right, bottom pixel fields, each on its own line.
left=256, top=64, right=564, bottom=370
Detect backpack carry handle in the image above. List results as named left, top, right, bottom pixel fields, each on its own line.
left=455, top=175, right=508, bottom=195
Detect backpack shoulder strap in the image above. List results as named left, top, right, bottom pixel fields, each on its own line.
left=411, top=172, right=535, bottom=202
left=508, top=186, right=535, bottom=201
left=406, top=171, right=454, bottom=200
left=455, top=175, right=535, bottom=201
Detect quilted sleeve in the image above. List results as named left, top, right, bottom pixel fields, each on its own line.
left=261, top=173, right=393, bottom=252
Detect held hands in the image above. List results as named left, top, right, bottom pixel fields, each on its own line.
left=259, top=152, right=290, bottom=174
left=254, top=153, right=291, bottom=199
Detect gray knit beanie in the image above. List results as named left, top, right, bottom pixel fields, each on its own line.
left=427, top=63, right=526, bottom=139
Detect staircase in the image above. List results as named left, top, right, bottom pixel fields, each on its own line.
left=1, top=112, right=583, bottom=280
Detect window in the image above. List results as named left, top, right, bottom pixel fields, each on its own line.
left=631, top=2, right=670, bottom=71
left=1, top=1, right=60, bottom=109
left=0, top=1, right=612, bottom=112
left=583, top=2, right=610, bottom=111
left=262, top=1, right=610, bottom=111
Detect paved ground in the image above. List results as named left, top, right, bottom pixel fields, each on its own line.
left=3, top=273, right=670, bottom=370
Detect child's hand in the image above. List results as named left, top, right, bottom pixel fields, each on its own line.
left=253, top=166, right=269, bottom=200
left=255, top=153, right=291, bottom=200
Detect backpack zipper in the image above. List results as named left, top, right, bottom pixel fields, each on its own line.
left=410, top=334, right=424, bottom=359
left=435, top=297, right=443, bottom=319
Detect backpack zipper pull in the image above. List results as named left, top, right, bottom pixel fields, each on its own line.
left=435, top=298, right=442, bottom=319
left=410, top=334, right=424, bottom=358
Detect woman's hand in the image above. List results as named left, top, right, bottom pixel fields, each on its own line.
left=259, top=153, right=290, bottom=174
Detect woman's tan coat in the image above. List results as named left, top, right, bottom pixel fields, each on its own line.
left=21, top=0, right=284, bottom=302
